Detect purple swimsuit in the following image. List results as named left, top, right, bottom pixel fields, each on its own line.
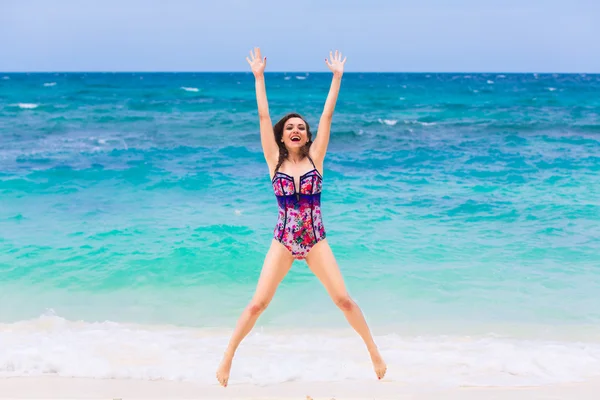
left=271, top=157, right=326, bottom=259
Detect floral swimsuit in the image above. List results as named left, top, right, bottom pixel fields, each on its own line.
left=271, top=157, right=326, bottom=259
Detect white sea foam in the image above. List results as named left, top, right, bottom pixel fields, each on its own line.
left=284, top=76, right=291, bottom=80
left=295, top=76, right=306, bottom=80
left=15, top=103, right=39, bottom=109
left=43, top=82, right=57, bottom=87
left=2, top=76, right=9, bottom=80
left=405, top=120, right=437, bottom=127
left=1, top=314, right=600, bottom=387
left=487, top=80, right=494, bottom=84
left=548, top=87, right=557, bottom=91
left=180, top=87, right=199, bottom=92
left=378, top=119, right=397, bottom=126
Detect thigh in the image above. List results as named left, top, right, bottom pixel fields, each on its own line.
left=252, top=239, right=295, bottom=302
left=304, top=239, right=348, bottom=297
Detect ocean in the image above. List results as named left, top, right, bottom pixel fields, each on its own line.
left=1, top=72, right=600, bottom=387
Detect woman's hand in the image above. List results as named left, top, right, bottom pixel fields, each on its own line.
left=325, top=50, right=346, bottom=78
left=246, top=47, right=267, bottom=78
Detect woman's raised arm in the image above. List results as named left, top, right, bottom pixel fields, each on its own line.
left=310, top=50, right=347, bottom=164
left=246, top=47, right=278, bottom=167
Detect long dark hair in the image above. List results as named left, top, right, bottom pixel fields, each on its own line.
left=273, top=112, right=313, bottom=172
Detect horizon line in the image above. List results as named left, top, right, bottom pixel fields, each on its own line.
left=1, top=70, right=599, bottom=75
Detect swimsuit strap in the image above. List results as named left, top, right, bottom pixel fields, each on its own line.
left=274, top=157, right=282, bottom=174
left=307, top=155, right=316, bottom=169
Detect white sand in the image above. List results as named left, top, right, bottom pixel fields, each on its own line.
left=1, top=377, right=600, bottom=400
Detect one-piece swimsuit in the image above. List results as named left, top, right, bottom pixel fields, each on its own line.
left=271, top=156, right=326, bottom=259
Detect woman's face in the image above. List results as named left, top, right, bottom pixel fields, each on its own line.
left=281, top=117, right=308, bottom=150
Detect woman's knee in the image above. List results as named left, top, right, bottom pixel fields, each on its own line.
left=247, top=299, right=270, bottom=316
left=333, top=294, right=355, bottom=312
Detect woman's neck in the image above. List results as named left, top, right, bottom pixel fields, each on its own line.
left=286, top=150, right=305, bottom=164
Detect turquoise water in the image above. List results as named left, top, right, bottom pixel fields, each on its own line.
left=1, top=72, right=600, bottom=385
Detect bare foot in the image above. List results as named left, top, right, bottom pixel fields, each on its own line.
left=369, top=347, right=387, bottom=380
left=216, top=355, right=233, bottom=387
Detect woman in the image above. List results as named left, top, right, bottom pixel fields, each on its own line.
left=216, top=47, right=387, bottom=387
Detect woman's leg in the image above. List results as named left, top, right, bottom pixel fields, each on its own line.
left=216, top=239, right=294, bottom=387
left=305, top=239, right=387, bottom=380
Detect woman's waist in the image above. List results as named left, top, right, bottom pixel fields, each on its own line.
left=274, top=193, right=322, bottom=200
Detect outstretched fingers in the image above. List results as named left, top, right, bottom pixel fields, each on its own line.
left=246, top=47, right=267, bottom=73
left=325, top=49, right=347, bottom=74
left=246, top=49, right=254, bottom=66
left=326, top=50, right=346, bottom=62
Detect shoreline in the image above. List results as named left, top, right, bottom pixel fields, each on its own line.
left=1, top=376, right=600, bottom=399
left=2, top=315, right=600, bottom=388
left=5, top=312, right=600, bottom=342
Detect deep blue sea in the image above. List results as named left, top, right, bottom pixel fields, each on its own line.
left=1, top=72, right=600, bottom=386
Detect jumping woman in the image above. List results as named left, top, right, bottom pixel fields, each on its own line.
left=216, top=47, right=387, bottom=387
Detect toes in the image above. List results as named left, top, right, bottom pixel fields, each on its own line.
left=216, top=372, right=228, bottom=387
left=375, top=365, right=387, bottom=380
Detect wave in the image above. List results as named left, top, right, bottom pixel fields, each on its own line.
left=180, top=87, right=199, bottom=92
left=43, top=82, right=57, bottom=87
left=376, top=119, right=437, bottom=127
left=404, top=120, right=437, bottom=126
left=378, top=118, right=397, bottom=126
left=1, top=313, right=599, bottom=386
left=13, top=103, right=39, bottom=109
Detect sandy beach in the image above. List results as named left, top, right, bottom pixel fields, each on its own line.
left=1, top=376, right=600, bottom=400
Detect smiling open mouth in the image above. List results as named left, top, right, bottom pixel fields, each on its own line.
left=291, top=135, right=301, bottom=142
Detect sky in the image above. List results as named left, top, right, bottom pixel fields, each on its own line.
left=1, top=0, right=599, bottom=73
